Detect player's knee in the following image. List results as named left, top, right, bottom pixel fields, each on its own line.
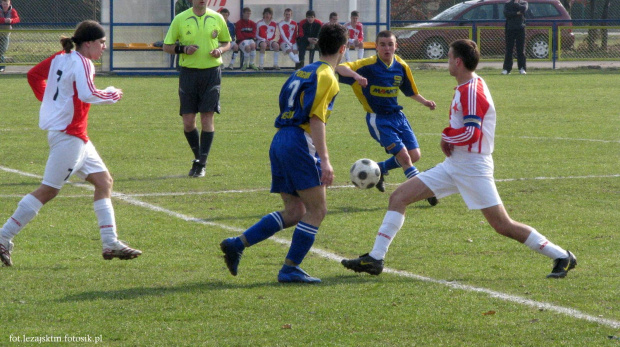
left=388, top=190, right=409, bottom=211
left=282, top=203, right=306, bottom=227
left=409, top=150, right=421, bottom=163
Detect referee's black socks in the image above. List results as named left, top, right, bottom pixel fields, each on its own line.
left=199, top=131, right=214, bottom=165
left=184, top=129, right=200, bottom=160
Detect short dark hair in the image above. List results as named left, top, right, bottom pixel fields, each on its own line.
left=242, top=7, right=251, bottom=13
left=306, top=10, right=316, bottom=18
left=450, top=39, right=480, bottom=71
left=376, top=30, right=395, bottom=42
left=351, top=10, right=360, bottom=17
left=219, top=8, right=229, bottom=15
left=263, top=7, right=273, bottom=15
left=329, top=12, right=338, bottom=19
left=318, top=23, right=348, bottom=56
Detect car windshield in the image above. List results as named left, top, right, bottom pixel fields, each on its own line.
left=432, top=2, right=475, bottom=21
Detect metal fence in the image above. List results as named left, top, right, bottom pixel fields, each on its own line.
left=1, top=0, right=619, bottom=73
left=393, top=19, right=620, bottom=65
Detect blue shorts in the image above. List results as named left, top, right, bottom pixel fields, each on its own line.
left=269, top=126, right=322, bottom=196
left=366, top=111, right=419, bottom=155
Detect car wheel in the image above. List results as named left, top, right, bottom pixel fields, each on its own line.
left=528, top=36, right=549, bottom=59
left=424, top=39, right=448, bottom=60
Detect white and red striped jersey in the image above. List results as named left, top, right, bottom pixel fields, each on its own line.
left=27, top=51, right=121, bottom=143
left=345, top=21, right=364, bottom=41
left=442, top=75, right=496, bottom=155
left=278, top=20, right=297, bottom=45
left=256, top=20, right=278, bottom=42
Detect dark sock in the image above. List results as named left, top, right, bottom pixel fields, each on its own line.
left=184, top=129, right=200, bottom=159
left=199, top=131, right=214, bottom=165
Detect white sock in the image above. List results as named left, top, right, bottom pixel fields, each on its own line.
left=0, top=194, right=43, bottom=243
left=358, top=48, right=365, bottom=59
left=289, top=52, right=299, bottom=63
left=369, top=211, right=405, bottom=260
left=259, top=52, right=265, bottom=66
left=94, top=198, right=117, bottom=245
left=242, top=50, right=249, bottom=66
left=344, top=49, right=350, bottom=62
left=524, top=228, right=567, bottom=259
left=273, top=51, right=279, bottom=65
left=230, top=52, right=237, bottom=65
left=250, top=51, right=256, bottom=64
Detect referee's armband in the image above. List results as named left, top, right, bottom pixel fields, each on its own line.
left=174, top=44, right=187, bottom=54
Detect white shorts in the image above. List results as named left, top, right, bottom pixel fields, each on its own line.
left=257, top=39, right=278, bottom=50
left=239, top=39, right=255, bottom=51
left=280, top=42, right=298, bottom=52
left=42, top=131, right=107, bottom=189
left=348, top=38, right=361, bottom=47
left=417, top=150, right=502, bottom=210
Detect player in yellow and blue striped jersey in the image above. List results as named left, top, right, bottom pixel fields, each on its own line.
left=337, top=31, right=439, bottom=206
left=220, top=24, right=365, bottom=283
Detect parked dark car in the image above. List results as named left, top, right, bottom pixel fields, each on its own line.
left=395, top=0, right=574, bottom=60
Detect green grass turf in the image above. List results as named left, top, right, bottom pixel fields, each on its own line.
left=0, top=68, right=619, bottom=346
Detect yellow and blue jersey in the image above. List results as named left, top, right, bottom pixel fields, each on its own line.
left=340, top=55, right=419, bottom=115
left=274, top=61, right=339, bottom=134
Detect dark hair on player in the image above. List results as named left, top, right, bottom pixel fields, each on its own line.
left=450, top=39, right=480, bottom=71
left=284, top=8, right=292, bottom=13
left=219, top=8, right=229, bottom=15
left=375, top=30, right=395, bottom=42
left=351, top=10, right=360, bottom=17
left=263, top=7, right=273, bottom=15
left=242, top=7, right=251, bottom=13
left=305, top=10, right=315, bottom=18
left=329, top=12, right=338, bottom=19
left=61, top=20, right=105, bottom=53
left=318, top=23, right=348, bottom=56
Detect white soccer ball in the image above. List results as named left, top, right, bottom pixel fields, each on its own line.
left=350, top=158, right=381, bottom=189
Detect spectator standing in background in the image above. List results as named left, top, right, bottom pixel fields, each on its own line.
left=296, top=10, right=322, bottom=69
left=0, top=0, right=19, bottom=72
left=502, top=0, right=528, bottom=75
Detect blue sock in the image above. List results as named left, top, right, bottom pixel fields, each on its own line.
left=404, top=166, right=420, bottom=179
left=378, top=156, right=400, bottom=174
left=285, top=222, right=318, bottom=265
left=242, top=212, right=284, bottom=246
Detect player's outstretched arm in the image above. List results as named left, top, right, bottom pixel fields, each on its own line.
left=335, top=65, right=368, bottom=87
left=410, top=94, right=436, bottom=110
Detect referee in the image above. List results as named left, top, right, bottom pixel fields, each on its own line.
left=163, top=0, right=231, bottom=177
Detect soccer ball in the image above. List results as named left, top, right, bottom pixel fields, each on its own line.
left=350, top=159, right=381, bottom=189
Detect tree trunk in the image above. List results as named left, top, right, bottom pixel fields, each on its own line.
left=601, top=0, right=611, bottom=50
left=586, top=0, right=597, bottom=51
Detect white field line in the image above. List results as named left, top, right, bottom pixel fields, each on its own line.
left=1, top=174, right=618, bottom=198
left=1, top=165, right=620, bottom=329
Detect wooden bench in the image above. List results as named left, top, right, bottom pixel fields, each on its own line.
left=113, top=42, right=162, bottom=51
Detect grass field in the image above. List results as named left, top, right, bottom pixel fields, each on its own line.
left=0, top=68, right=619, bottom=346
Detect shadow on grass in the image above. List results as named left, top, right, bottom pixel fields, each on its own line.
left=57, top=275, right=388, bottom=302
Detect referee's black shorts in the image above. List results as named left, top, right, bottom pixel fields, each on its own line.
left=178, top=66, right=221, bottom=115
